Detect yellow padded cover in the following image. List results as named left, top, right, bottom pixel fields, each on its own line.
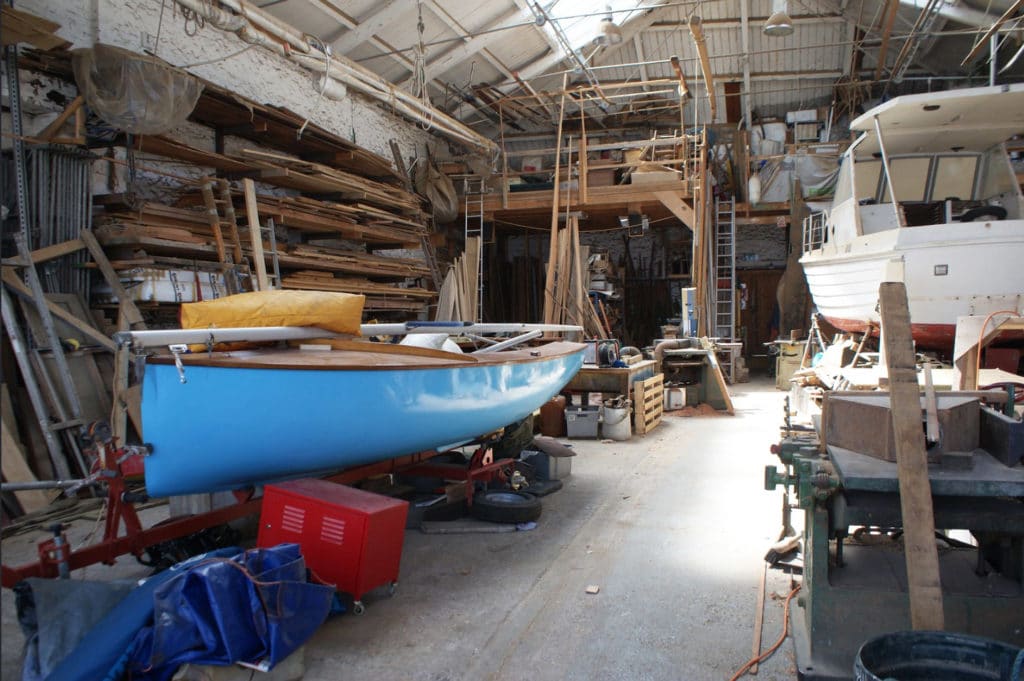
left=180, top=290, right=365, bottom=335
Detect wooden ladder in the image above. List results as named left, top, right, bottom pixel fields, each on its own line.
left=200, top=177, right=247, bottom=293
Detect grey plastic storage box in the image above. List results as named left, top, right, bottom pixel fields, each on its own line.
left=564, top=405, right=600, bottom=439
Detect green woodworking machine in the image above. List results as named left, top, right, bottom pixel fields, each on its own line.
left=764, top=393, right=1024, bottom=680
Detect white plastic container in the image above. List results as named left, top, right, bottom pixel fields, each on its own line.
left=664, top=387, right=686, bottom=410
left=602, top=404, right=631, bottom=441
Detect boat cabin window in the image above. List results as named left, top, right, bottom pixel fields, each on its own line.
left=833, top=159, right=853, bottom=204
left=932, top=156, right=978, bottom=201
left=880, top=157, right=931, bottom=203
left=853, top=160, right=881, bottom=202
left=979, top=146, right=1018, bottom=199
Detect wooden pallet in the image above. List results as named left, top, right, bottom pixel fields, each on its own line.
left=633, top=373, right=665, bottom=435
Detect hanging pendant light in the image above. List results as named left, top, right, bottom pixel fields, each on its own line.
left=597, top=6, right=623, bottom=46
left=763, top=0, right=794, bottom=36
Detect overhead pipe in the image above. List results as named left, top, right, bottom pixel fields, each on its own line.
left=215, top=0, right=312, bottom=54
left=170, top=0, right=497, bottom=153
left=898, top=0, right=1012, bottom=30
left=654, top=338, right=694, bottom=369
left=688, top=16, right=717, bottom=123
left=295, top=54, right=498, bottom=152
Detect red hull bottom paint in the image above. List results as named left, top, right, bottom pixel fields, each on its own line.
left=824, top=317, right=1024, bottom=356
left=823, top=316, right=956, bottom=352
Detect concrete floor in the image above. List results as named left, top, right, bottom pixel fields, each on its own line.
left=2, top=378, right=800, bottom=681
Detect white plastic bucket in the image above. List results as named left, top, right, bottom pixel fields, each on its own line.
left=602, top=404, right=631, bottom=441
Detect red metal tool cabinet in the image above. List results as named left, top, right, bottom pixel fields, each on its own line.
left=258, top=478, right=409, bottom=613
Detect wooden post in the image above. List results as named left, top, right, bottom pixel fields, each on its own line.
left=110, top=342, right=130, bottom=445
left=80, top=229, right=144, bottom=328
left=243, top=178, right=270, bottom=291
left=499, top=101, right=509, bottom=210
left=542, top=74, right=569, bottom=325
left=879, top=281, right=944, bottom=631
left=578, top=103, right=589, bottom=204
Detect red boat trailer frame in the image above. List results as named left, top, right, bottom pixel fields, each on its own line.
left=1, top=437, right=510, bottom=589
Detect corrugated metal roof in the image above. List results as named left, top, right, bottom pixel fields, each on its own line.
left=255, top=0, right=1018, bottom=131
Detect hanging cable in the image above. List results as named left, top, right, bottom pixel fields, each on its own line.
left=296, top=34, right=331, bottom=140
left=153, top=0, right=167, bottom=56
left=412, top=0, right=435, bottom=132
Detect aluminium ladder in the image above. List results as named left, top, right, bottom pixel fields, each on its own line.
left=714, top=197, right=736, bottom=340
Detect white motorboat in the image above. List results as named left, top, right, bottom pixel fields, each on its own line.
left=800, top=84, right=1024, bottom=351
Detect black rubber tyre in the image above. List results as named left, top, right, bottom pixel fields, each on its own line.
left=525, top=479, right=564, bottom=497
left=471, top=490, right=542, bottom=524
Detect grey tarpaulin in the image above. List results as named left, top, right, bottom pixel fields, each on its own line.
left=15, top=577, right=135, bottom=681
left=414, top=158, right=458, bottom=223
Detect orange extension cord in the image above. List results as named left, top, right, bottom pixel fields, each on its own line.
left=973, top=309, right=1023, bottom=390
left=727, top=585, right=802, bottom=681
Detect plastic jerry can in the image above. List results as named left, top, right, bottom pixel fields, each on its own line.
left=539, top=395, right=567, bottom=436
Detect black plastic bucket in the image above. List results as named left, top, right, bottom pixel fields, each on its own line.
left=855, top=631, right=1024, bottom=681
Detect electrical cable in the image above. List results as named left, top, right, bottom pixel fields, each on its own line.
left=177, top=44, right=255, bottom=68
left=296, top=35, right=332, bottom=140
left=973, top=309, right=1023, bottom=389
left=727, top=584, right=801, bottom=681
left=153, top=0, right=167, bottom=56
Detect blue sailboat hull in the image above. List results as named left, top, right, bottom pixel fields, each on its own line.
left=141, top=343, right=584, bottom=496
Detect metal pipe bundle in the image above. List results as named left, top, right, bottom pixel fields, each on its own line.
left=27, top=146, right=95, bottom=299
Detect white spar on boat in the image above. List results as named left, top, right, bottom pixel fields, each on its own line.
left=114, top=323, right=583, bottom=349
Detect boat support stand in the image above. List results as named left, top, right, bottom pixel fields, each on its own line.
left=1, top=431, right=447, bottom=588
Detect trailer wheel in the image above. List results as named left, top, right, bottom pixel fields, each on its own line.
left=471, top=490, right=542, bottom=524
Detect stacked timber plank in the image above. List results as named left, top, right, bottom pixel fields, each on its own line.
left=254, top=195, right=424, bottom=245
left=435, top=236, right=481, bottom=321
left=281, top=270, right=433, bottom=312
left=237, top=149, right=421, bottom=215
left=541, top=215, right=605, bottom=337
left=93, top=134, right=436, bottom=316
left=187, top=84, right=401, bottom=181
left=94, top=202, right=430, bottom=279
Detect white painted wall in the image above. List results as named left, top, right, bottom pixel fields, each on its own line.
left=17, top=0, right=440, bottom=163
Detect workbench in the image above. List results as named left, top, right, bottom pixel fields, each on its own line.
left=564, top=359, right=657, bottom=400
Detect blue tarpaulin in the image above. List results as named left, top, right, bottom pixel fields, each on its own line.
left=128, top=543, right=334, bottom=681
left=46, top=547, right=241, bottom=681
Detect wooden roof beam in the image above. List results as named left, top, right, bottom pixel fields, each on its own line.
left=874, top=0, right=901, bottom=81
left=328, top=0, right=407, bottom=54
left=688, top=16, right=717, bottom=123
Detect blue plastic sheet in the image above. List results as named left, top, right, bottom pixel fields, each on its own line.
left=128, top=544, right=334, bottom=681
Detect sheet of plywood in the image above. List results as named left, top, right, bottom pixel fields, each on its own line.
left=1, top=384, right=54, bottom=513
